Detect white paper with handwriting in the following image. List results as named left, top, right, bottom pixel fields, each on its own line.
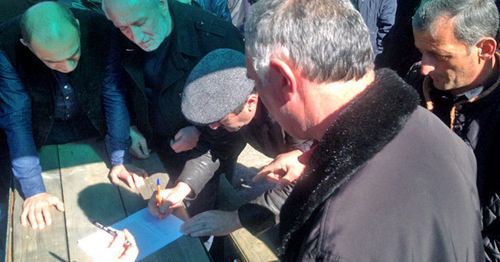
left=78, top=207, right=184, bottom=261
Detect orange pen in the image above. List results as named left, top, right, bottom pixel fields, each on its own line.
left=156, top=179, right=162, bottom=221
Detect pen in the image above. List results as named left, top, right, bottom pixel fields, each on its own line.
left=157, top=179, right=162, bottom=221
left=91, top=220, right=132, bottom=246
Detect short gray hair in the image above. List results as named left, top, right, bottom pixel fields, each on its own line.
left=244, top=0, right=373, bottom=87
left=413, top=0, right=499, bottom=48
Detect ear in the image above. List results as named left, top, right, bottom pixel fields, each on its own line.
left=159, top=0, right=169, bottom=16
left=269, top=58, right=298, bottom=101
left=477, top=37, right=497, bottom=61
left=19, top=38, right=28, bottom=47
left=245, top=93, right=259, bottom=112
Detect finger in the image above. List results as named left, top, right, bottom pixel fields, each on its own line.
left=108, top=231, right=126, bottom=259
left=148, top=197, right=160, bottom=217
left=170, top=139, right=182, bottom=152
left=130, top=146, right=147, bottom=159
left=132, top=173, right=145, bottom=188
left=21, top=205, right=29, bottom=227
left=174, top=130, right=183, bottom=141
left=28, top=210, right=38, bottom=229
left=180, top=218, right=197, bottom=233
left=42, top=207, right=52, bottom=227
left=126, top=175, right=136, bottom=189
left=49, top=196, right=65, bottom=211
left=110, top=171, right=121, bottom=186
left=55, top=200, right=65, bottom=212
left=266, top=173, right=281, bottom=183
left=35, top=204, right=46, bottom=230
left=181, top=219, right=207, bottom=236
left=191, top=229, right=212, bottom=237
left=123, top=229, right=137, bottom=245
left=253, top=168, right=272, bottom=182
left=138, top=140, right=150, bottom=156
left=121, top=230, right=139, bottom=261
left=159, top=201, right=172, bottom=214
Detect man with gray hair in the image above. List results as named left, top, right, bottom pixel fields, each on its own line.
left=407, top=0, right=500, bottom=260
left=245, top=0, right=484, bottom=260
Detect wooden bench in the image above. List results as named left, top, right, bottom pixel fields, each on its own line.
left=218, top=175, right=278, bottom=262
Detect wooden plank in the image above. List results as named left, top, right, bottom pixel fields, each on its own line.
left=11, top=145, right=68, bottom=262
left=119, top=153, right=170, bottom=216
left=229, top=229, right=278, bottom=262
left=218, top=175, right=278, bottom=262
left=57, top=139, right=126, bottom=261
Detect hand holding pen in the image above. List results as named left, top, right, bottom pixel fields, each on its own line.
left=92, top=220, right=133, bottom=246
left=148, top=182, right=191, bottom=219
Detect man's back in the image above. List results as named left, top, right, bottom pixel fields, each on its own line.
left=279, top=70, right=483, bottom=261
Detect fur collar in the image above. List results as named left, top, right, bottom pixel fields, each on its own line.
left=278, top=69, right=420, bottom=259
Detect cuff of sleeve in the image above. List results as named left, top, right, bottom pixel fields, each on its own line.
left=105, top=135, right=131, bottom=166
left=238, top=203, right=276, bottom=235
left=293, top=140, right=316, bottom=153
left=18, top=175, right=46, bottom=199
left=175, top=178, right=201, bottom=200
left=11, top=157, right=46, bottom=198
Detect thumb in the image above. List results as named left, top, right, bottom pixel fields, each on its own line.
left=174, top=130, right=183, bottom=141
left=56, top=200, right=65, bottom=212
left=254, top=167, right=272, bottom=182
left=110, top=171, right=121, bottom=185
left=50, top=197, right=65, bottom=212
left=138, top=140, right=150, bottom=155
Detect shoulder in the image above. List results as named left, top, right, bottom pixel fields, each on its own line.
left=72, top=9, right=114, bottom=34
left=170, top=0, right=242, bottom=42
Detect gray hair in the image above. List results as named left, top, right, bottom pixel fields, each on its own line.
left=413, top=0, right=499, bottom=48
left=244, top=0, right=373, bottom=87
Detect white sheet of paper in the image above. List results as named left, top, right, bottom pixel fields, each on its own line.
left=78, top=208, right=184, bottom=261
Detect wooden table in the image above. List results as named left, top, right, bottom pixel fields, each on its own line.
left=6, top=138, right=211, bottom=262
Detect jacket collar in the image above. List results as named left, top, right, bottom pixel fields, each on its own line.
left=422, top=53, right=500, bottom=128
left=278, top=69, right=420, bottom=259
left=423, top=53, right=500, bottom=109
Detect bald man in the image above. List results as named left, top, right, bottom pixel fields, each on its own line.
left=0, top=2, right=147, bottom=230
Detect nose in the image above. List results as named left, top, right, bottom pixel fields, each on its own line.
left=57, top=60, right=76, bottom=73
left=209, top=122, right=221, bottom=130
left=420, top=54, right=435, bottom=76
left=130, top=26, right=144, bottom=43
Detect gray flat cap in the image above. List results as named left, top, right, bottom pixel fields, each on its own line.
left=181, top=48, right=255, bottom=125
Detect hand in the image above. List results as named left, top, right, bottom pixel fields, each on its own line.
left=97, top=229, right=138, bottom=262
left=253, top=149, right=308, bottom=190
left=181, top=210, right=241, bottom=237
left=129, top=125, right=150, bottom=159
left=148, top=182, right=192, bottom=218
left=21, top=192, right=65, bottom=230
left=170, top=126, right=200, bottom=153
left=109, top=164, right=149, bottom=189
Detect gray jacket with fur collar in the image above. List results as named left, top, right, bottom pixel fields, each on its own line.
left=278, top=69, right=484, bottom=261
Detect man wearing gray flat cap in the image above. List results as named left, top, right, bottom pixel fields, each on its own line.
left=178, top=48, right=314, bottom=238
